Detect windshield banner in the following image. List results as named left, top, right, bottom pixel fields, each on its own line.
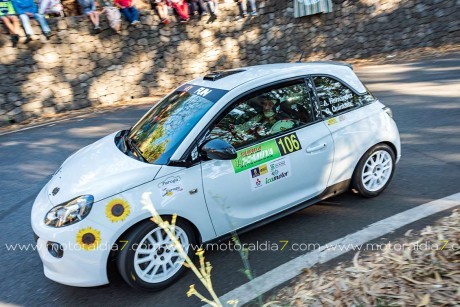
left=176, top=84, right=229, bottom=103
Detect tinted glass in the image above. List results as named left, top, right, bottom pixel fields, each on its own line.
left=209, top=81, right=314, bottom=148
left=313, top=76, right=375, bottom=118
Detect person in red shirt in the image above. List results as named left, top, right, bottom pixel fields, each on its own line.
left=114, top=0, right=140, bottom=27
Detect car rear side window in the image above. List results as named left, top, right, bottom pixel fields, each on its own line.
left=209, top=80, right=316, bottom=148
left=313, top=76, right=375, bottom=118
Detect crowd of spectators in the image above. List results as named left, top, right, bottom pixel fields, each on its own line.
left=1, top=0, right=53, bottom=46
left=1, top=0, right=258, bottom=46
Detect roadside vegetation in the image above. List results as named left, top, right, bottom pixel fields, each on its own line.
left=267, top=209, right=459, bottom=306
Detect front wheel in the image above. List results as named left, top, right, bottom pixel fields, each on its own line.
left=116, top=218, right=196, bottom=291
left=351, top=144, right=395, bottom=198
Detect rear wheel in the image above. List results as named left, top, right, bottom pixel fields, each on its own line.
left=351, top=144, right=395, bottom=197
left=117, top=218, right=196, bottom=291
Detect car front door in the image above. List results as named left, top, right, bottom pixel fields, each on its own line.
left=200, top=79, right=335, bottom=236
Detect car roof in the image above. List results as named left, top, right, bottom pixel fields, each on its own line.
left=187, top=62, right=365, bottom=93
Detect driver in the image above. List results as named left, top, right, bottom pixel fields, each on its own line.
left=231, top=96, right=279, bottom=139
left=227, top=95, right=299, bottom=147
left=256, top=97, right=278, bottom=136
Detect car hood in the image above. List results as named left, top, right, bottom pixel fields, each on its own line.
left=46, top=132, right=162, bottom=206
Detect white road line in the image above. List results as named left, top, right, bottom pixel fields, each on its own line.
left=215, top=192, right=460, bottom=306
left=0, top=116, right=86, bottom=136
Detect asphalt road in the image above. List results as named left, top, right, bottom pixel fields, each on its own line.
left=1, top=55, right=459, bottom=306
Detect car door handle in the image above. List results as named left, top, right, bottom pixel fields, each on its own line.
left=306, top=143, right=327, bottom=153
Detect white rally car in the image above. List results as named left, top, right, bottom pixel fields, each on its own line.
left=31, top=63, right=401, bottom=290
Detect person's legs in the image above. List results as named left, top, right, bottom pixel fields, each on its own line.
left=157, top=3, right=170, bottom=23
left=1, top=15, right=20, bottom=34
left=113, top=20, right=121, bottom=32
left=38, top=0, right=51, bottom=14
left=129, top=6, right=139, bottom=22
left=213, top=0, right=218, bottom=14
left=19, top=14, right=34, bottom=36
left=93, top=11, right=100, bottom=27
left=120, top=8, right=133, bottom=23
left=198, top=0, right=207, bottom=14
left=187, top=0, right=194, bottom=15
left=205, top=0, right=217, bottom=16
left=248, top=0, right=257, bottom=15
left=160, top=4, right=169, bottom=19
left=86, top=12, right=94, bottom=26
left=88, top=11, right=100, bottom=28
left=10, top=15, right=20, bottom=34
left=2, top=15, right=20, bottom=46
left=34, top=13, right=51, bottom=34
left=172, top=1, right=188, bottom=21
left=181, top=1, right=189, bottom=18
left=155, top=3, right=163, bottom=19
left=105, top=7, right=122, bottom=32
left=239, top=0, right=247, bottom=15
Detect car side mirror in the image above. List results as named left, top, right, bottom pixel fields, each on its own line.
left=200, top=139, right=237, bottom=160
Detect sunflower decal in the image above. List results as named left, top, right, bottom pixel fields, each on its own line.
left=76, top=227, right=101, bottom=251
left=106, top=199, right=131, bottom=223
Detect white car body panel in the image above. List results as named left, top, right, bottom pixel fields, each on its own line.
left=201, top=121, right=334, bottom=236
left=32, top=164, right=216, bottom=287
left=46, top=132, right=161, bottom=206
left=325, top=101, right=401, bottom=186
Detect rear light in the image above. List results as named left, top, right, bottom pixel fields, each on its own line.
left=383, top=106, right=393, bottom=118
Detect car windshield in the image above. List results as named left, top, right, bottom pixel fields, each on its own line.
left=127, top=84, right=227, bottom=164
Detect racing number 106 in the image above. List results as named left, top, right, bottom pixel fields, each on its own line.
left=276, top=133, right=301, bottom=156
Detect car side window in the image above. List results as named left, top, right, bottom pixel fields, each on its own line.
left=209, top=81, right=315, bottom=148
left=313, top=76, right=375, bottom=118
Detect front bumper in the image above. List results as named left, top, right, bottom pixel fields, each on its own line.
left=31, top=185, right=112, bottom=287
left=35, top=237, right=109, bottom=287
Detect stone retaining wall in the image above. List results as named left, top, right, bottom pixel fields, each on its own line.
left=0, top=0, right=458, bottom=125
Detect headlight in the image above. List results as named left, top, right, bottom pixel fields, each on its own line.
left=45, top=195, right=94, bottom=227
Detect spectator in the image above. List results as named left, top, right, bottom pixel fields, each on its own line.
left=78, top=0, right=100, bottom=30
left=235, top=0, right=256, bottom=18
left=101, top=1, right=122, bottom=33
left=151, top=0, right=170, bottom=24
left=37, top=0, right=63, bottom=16
left=170, top=0, right=188, bottom=23
left=114, top=0, right=140, bottom=27
left=0, top=0, right=21, bottom=46
left=11, top=0, right=52, bottom=42
left=203, top=0, right=216, bottom=18
left=187, top=0, right=207, bottom=17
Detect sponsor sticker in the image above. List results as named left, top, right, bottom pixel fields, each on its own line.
left=157, top=176, right=184, bottom=204
left=249, top=156, right=291, bottom=190
left=232, top=132, right=301, bottom=173
left=250, top=164, right=268, bottom=178
left=327, top=115, right=347, bottom=126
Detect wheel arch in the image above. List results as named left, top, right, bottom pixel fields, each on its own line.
left=380, top=141, right=397, bottom=158
left=349, top=141, right=397, bottom=195
left=351, top=141, right=397, bottom=176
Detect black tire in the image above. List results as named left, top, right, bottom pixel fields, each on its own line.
left=116, top=218, right=196, bottom=291
left=351, top=143, right=396, bottom=198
